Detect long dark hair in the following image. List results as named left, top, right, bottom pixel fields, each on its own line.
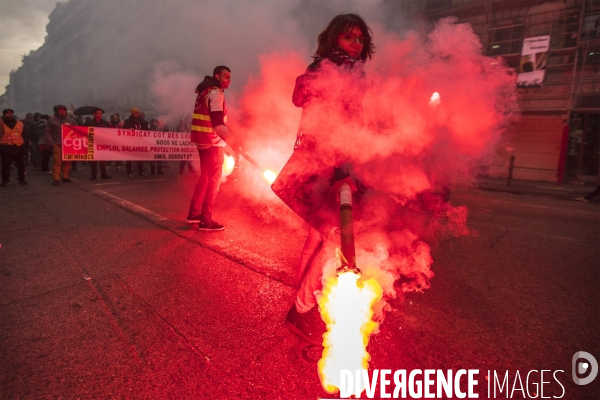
left=314, top=13, right=375, bottom=61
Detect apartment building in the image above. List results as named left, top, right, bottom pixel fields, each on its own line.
left=400, top=0, right=599, bottom=183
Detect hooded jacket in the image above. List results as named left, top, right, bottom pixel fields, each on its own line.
left=291, top=49, right=367, bottom=150
left=191, top=76, right=227, bottom=148
left=109, top=116, right=122, bottom=129
left=45, top=113, right=77, bottom=146
left=292, top=50, right=366, bottom=110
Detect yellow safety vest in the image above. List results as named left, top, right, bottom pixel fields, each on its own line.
left=191, top=87, right=227, bottom=148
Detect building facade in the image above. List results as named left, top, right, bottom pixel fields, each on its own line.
left=400, top=0, right=599, bottom=183
left=3, top=0, right=164, bottom=120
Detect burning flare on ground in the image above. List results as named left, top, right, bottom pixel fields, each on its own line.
left=317, top=250, right=383, bottom=396
left=222, top=155, right=235, bottom=177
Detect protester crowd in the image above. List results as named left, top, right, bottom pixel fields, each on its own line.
left=1, top=105, right=195, bottom=187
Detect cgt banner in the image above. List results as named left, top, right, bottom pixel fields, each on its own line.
left=61, top=125, right=199, bottom=161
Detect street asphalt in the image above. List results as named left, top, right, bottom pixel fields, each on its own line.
left=1, top=163, right=598, bottom=399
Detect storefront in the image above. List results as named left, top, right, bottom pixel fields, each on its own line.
left=567, top=109, right=600, bottom=183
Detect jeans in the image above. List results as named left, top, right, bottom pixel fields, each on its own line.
left=295, top=227, right=328, bottom=313
left=187, top=146, right=224, bottom=222
left=30, top=142, right=40, bottom=166
left=179, top=160, right=195, bottom=174
left=150, top=161, right=163, bottom=174
left=126, top=161, right=144, bottom=175
left=90, top=161, right=108, bottom=177
left=40, top=148, right=53, bottom=172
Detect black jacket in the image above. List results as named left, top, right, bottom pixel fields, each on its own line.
left=34, top=120, right=47, bottom=144
left=22, top=119, right=36, bottom=143
left=196, top=76, right=221, bottom=94
left=292, top=51, right=366, bottom=111
left=292, top=51, right=367, bottom=139
left=84, top=118, right=110, bottom=128
left=122, top=115, right=148, bottom=130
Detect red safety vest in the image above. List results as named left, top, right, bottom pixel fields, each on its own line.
left=191, top=86, right=227, bottom=148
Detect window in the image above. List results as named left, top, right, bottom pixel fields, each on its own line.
left=425, top=0, right=452, bottom=11
left=551, top=15, right=579, bottom=49
left=487, top=24, right=524, bottom=56
left=579, top=46, right=600, bottom=65
left=581, top=14, right=599, bottom=41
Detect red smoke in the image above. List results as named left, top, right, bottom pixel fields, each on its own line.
left=223, top=18, right=516, bottom=318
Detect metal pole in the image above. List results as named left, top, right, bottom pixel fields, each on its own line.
left=566, top=0, right=587, bottom=125
left=338, top=182, right=356, bottom=272
left=508, top=155, right=515, bottom=187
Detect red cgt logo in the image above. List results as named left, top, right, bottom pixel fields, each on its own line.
left=62, top=127, right=89, bottom=154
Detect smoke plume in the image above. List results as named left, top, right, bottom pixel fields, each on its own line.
left=213, top=17, right=517, bottom=319
left=144, top=4, right=517, bottom=320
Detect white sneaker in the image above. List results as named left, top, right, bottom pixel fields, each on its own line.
left=574, top=197, right=588, bottom=203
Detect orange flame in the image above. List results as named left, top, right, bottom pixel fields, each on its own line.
left=317, top=252, right=383, bottom=396
left=263, top=169, right=277, bottom=184
left=222, top=155, right=235, bottom=177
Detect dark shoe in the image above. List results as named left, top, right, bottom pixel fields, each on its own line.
left=1, top=181, right=8, bottom=187
left=90, top=176, right=97, bottom=180
left=186, top=214, right=202, bottom=224
left=198, top=221, right=225, bottom=231
left=285, top=305, right=326, bottom=346
left=574, top=197, right=588, bottom=203
left=157, top=171, right=164, bottom=175
left=53, top=180, right=60, bottom=186
left=19, top=180, right=28, bottom=185
left=62, top=178, right=73, bottom=183
left=139, top=172, right=147, bottom=177
left=101, top=174, right=113, bottom=179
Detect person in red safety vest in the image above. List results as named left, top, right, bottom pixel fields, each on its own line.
left=186, top=65, right=240, bottom=231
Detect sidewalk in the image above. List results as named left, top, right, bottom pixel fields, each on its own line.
left=475, top=177, right=599, bottom=203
